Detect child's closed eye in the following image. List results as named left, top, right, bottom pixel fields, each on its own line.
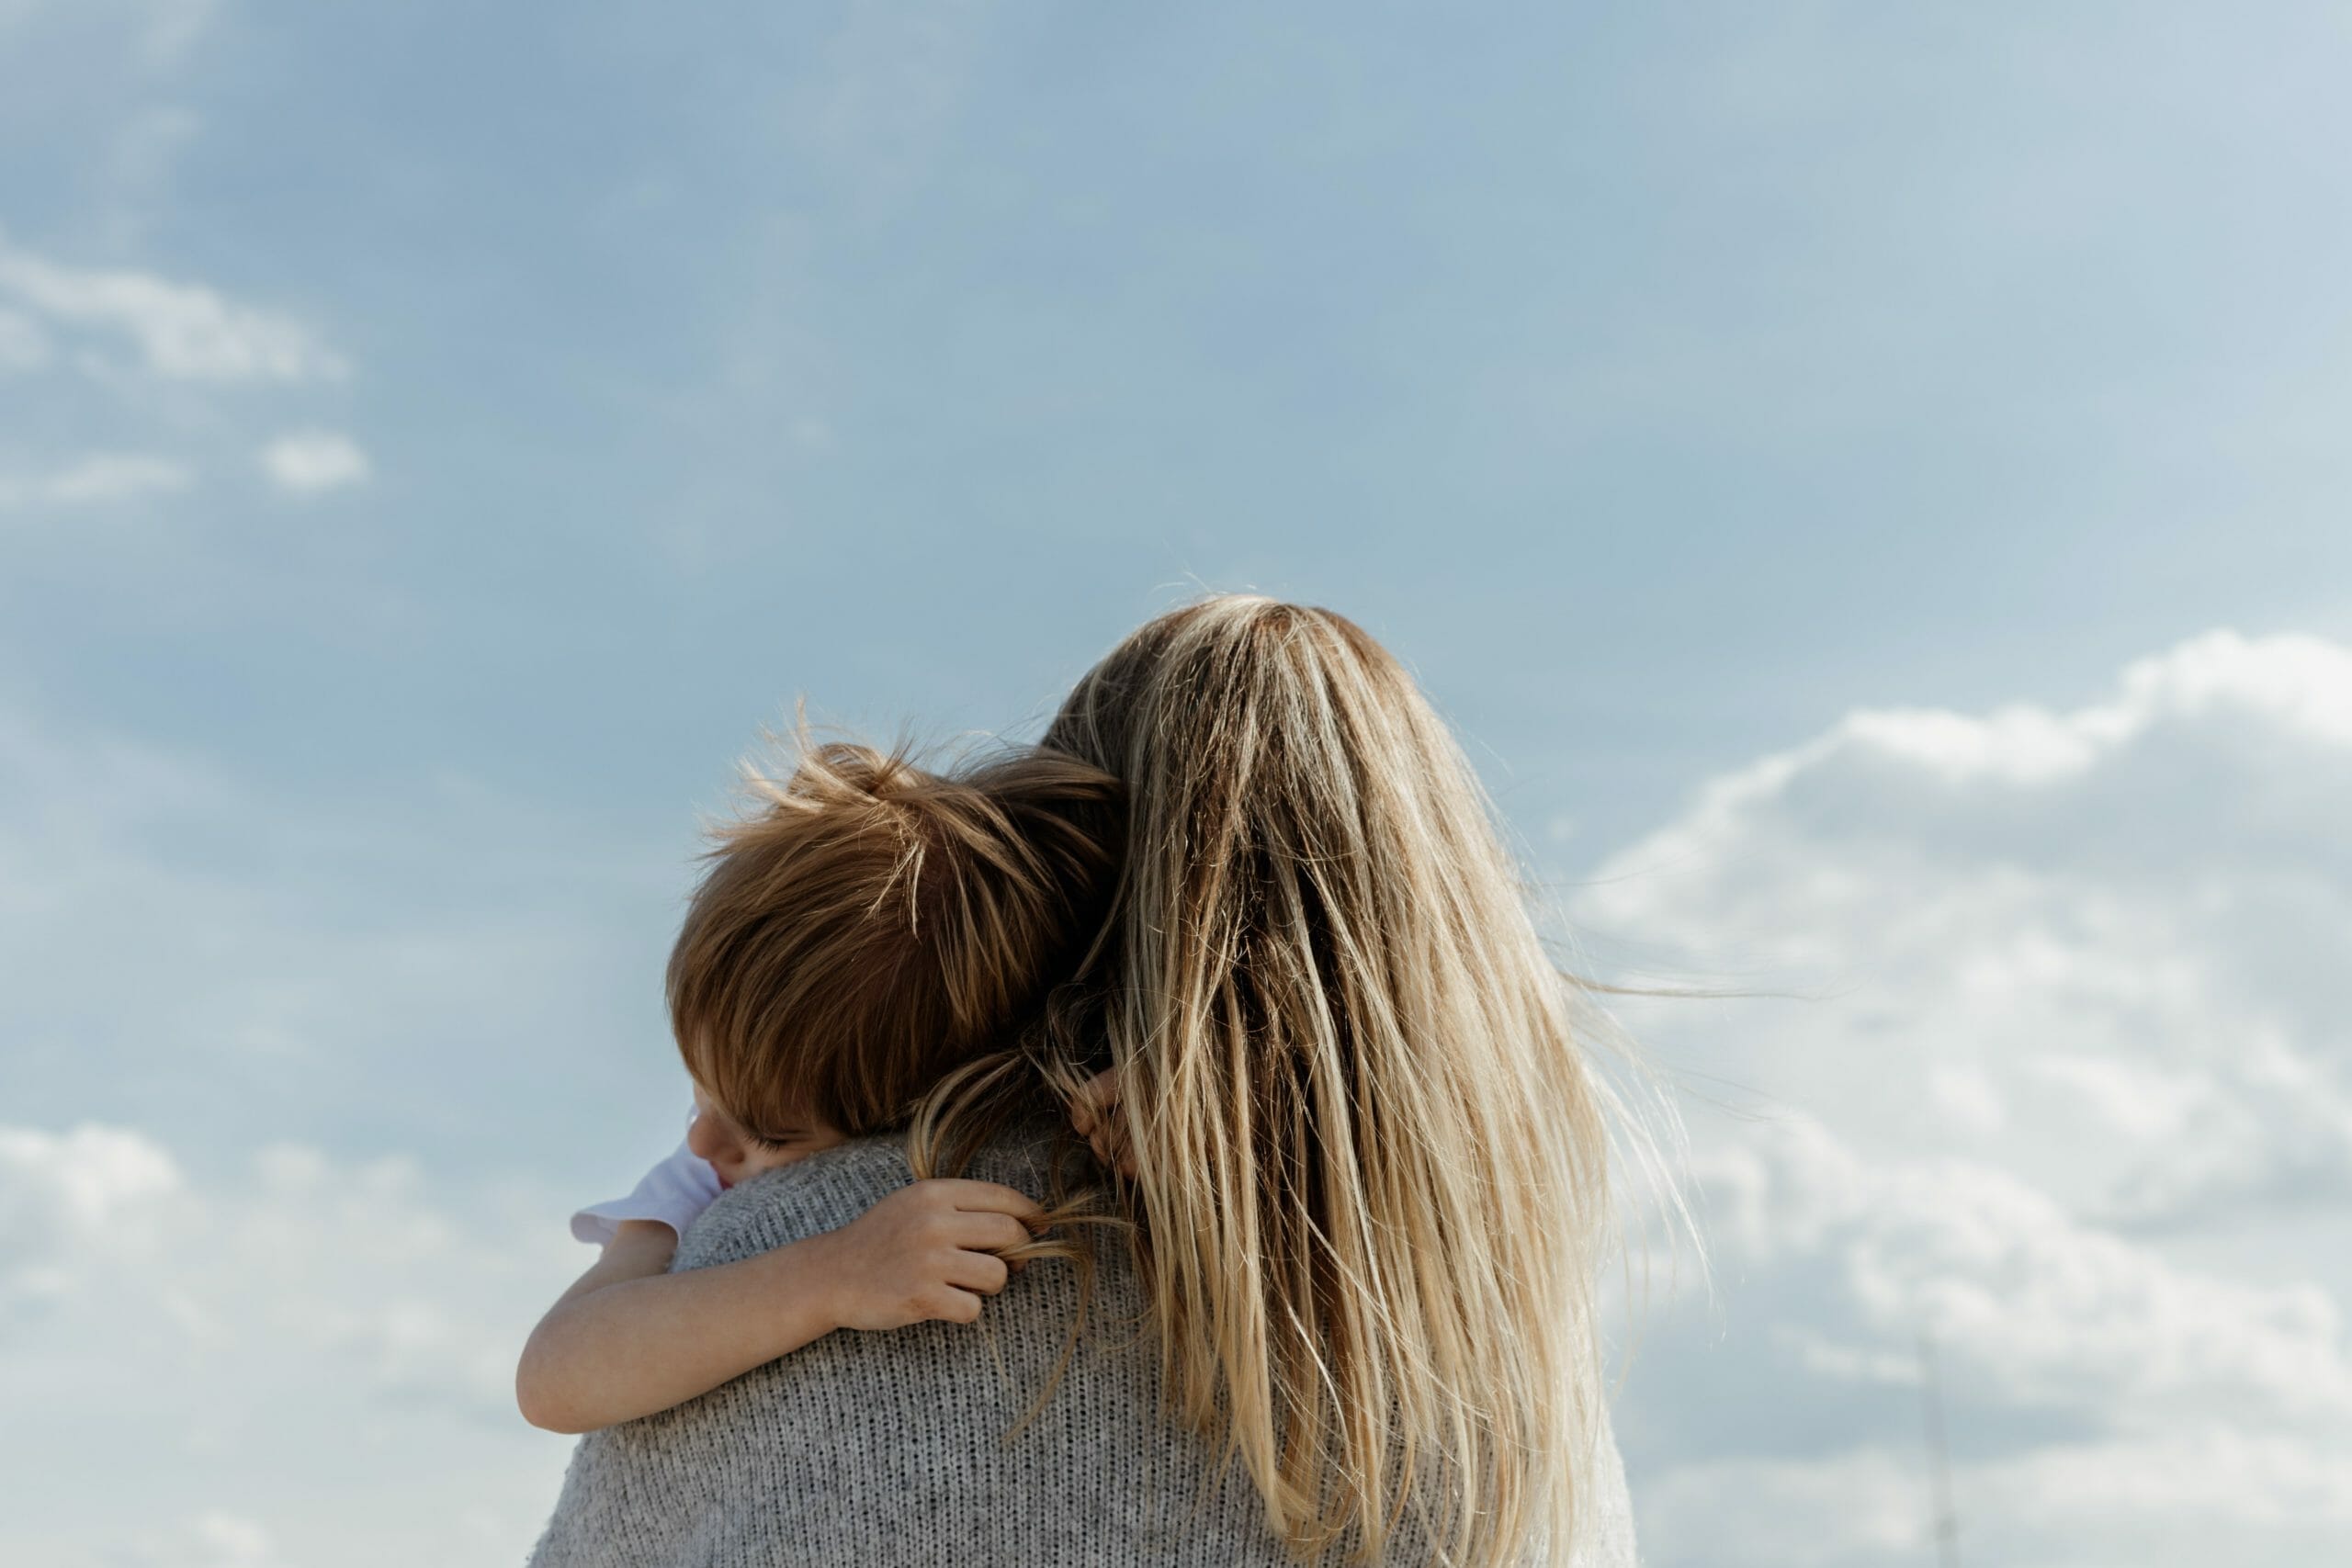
left=750, top=1123, right=848, bottom=1161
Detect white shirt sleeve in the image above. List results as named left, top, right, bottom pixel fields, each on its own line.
left=570, top=1106, right=726, bottom=1246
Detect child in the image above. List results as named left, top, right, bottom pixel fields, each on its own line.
left=515, top=735, right=1121, bottom=1436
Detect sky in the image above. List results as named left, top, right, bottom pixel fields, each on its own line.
left=2, top=3, right=2348, bottom=1564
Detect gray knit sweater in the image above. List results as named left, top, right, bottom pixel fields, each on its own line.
left=528, top=1126, right=1638, bottom=1567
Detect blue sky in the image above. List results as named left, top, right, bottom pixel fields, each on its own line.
left=5, top=5, right=2350, bottom=1565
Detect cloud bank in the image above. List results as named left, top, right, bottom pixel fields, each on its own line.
left=0, top=1118, right=576, bottom=1567
left=1578, top=629, right=2352, bottom=1566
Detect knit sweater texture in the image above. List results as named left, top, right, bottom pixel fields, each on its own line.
left=527, top=1126, right=1639, bottom=1567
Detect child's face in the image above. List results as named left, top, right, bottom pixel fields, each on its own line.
left=687, top=1080, right=848, bottom=1190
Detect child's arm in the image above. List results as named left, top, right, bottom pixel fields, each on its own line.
left=515, top=1178, right=1041, bottom=1435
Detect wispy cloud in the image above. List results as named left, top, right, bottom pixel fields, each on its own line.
left=0, top=450, right=191, bottom=508
left=0, top=229, right=357, bottom=529
left=0, top=230, right=345, bottom=383
left=258, top=430, right=371, bottom=496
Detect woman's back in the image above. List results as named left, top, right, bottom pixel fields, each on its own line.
left=527, top=1128, right=1638, bottom=1567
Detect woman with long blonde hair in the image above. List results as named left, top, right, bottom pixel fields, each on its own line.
left=923, top=594, right=1633, bottom=1566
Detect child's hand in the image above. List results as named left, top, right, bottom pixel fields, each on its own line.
left=817, top=1179, right=1044, bottom=1331
left=1069, top=1068, right=1137, bottom=1178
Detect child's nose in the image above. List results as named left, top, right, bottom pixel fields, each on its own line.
left=686, top=1116, right=729, bottom=1163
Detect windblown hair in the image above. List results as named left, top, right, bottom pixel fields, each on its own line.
left=668, top=731, right=1120, bottom=1141
left=916, top=596, right=1620, bottom=1566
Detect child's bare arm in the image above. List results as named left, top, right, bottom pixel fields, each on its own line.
left=515, top=1220, right=842, bottom=1435
left=515, top=1179, right=1040, bottom=1435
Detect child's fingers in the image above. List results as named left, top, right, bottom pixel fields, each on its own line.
left=943, top=1249, right=1011, bottom=1295
left=950, top=1211, right=1035, bottom=1255
left=931, top=1285, right=984, bottom=1325
left=923, top=1179, right=1046, bottom=1222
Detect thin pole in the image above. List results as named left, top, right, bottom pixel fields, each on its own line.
left=1917, top=1329, right=1962, bottom=1568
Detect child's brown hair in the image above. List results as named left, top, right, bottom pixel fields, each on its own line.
left=666, top=731, right=1121, bottom=1141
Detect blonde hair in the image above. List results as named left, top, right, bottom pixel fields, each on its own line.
left=917, top=596, right=1623, bottom=1565
left=668, top=733, right=1120, bottom=1140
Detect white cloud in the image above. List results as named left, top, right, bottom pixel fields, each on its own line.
left=0, top=451, right=191, bottom=509
left=0, top=1119, right=531, bottom=1403
left=0, top=230, right=345, bottom=383
left=1577, top=628, right=2352, bottom=1564
left=0, top=231, right=358, bottom=528
left=0, top=1122, right=184, bottom=1316
left=258, top=430, right=370, bottom=496
left=1578, top=627, right=2352, bottom=1225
